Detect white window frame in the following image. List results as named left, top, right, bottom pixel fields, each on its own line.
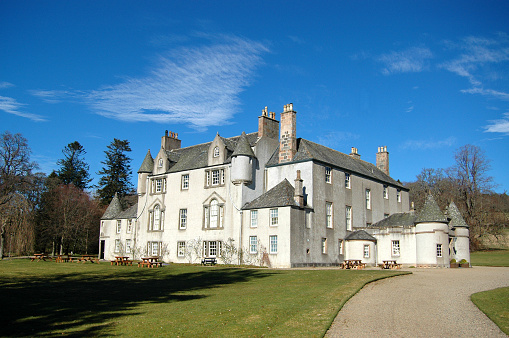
left=114, top=239, right=120, bottom=253
left=346, top=206, right=352, bottom=231
left=270, top=208, right=278, bottom=226
left=213, top=146, right=220, bottom=157
left=269, top=235, right=278, bottom=254
left=209, top=241, right=218, bottom=257
left=437, top=244, right=443, bottom=257
left=127, top=219, right=133, bottom=233
left=339, top=239, right=344, bottom=255
left=212, top=170, right=220, bottom=185
left=365, top=189, right=371, bottom=209
left=249, top=236, right=258, bottom=254
left=152, top=205, right=161, bottom=231
left=392, top=240, right=400, bottom=257
left=322, top=238, right=327, bottom=254
left=210, top=200, right=218, bottom=228
left=383, top=185, right=388, bottom=199
left=363, top=244, right=370, bottom=258
left=326, top=202, right=333, bottom=228
left=150, top=241, right=160, bottom=256
left=345, top=173, right=351, bottom=189
left=250, top=210, right=258, bottom=228
left=156, top=178, right=163, bottom=193
left=116, top=220, right=121, bottom=233
left=158, top=158, right=163, bottom=168
left=179, top=209, right=187, bottom=229
left=397, top=189, right=401, bottom=203
left=126, top=239, right=132, bottom=254
left=325, top=167, right=332, bottom=184
left=177, top=241, right=186, bottom=257
left=181, top=174, right=189, bottom=190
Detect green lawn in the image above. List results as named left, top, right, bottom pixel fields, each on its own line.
left=471, top=287, right=509, bottom=335
left=0, top=260, right=408, bottom=337
left=470, top=249, right=509, bottom=267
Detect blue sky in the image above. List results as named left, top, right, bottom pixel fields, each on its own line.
left=1, top=1, right=508, bottom=193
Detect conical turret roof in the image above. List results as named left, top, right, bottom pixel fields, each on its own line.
left=446, top=201, right=469, bottom=228
left=415, top=194, right=448, bottom=223
left=232, top=131, right=255, bottom=158
left=102, top=193, right=123, bottom=219
left=138, top=149, right=154, bottom=173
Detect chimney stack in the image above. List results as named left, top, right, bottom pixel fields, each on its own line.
left=376, top=146, right=389, bottom=176
left=349, top=147, right=361, bottom=160
left=161, top=130, right=181, bottom=151
left=279, top=103, right=297, bottom=163
left=294, top=170, right=304, bottom=206
left=258, top=106, right=279, bottom=139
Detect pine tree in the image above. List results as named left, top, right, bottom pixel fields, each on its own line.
left=96, top=139, right=133, bottom=206
left=56, top=141, right=91, bottom=190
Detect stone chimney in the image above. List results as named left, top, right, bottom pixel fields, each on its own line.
left=349, top=147, right=361, bottom=160
left=258, top=106, right=279, bottom=139
left=376, top=146, right=389, bottom=176
left=294, top=170, right=304, bottom=206
left=279, top=103, right=297, bottom=163
left=161, top=130, right=181, bottom=151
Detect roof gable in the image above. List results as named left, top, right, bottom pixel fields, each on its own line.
left=243, top=179, right=296, bottom=210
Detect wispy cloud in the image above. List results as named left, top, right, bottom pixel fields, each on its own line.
left=83, top=35, right=268, bottom=129
left=0, top=95, right=46, bottom=121
left=400, top=136, right=456, bottom=150
left=484, top=112, right=509, bottom=134
left=0, top=81, right=14, bottom=89
left=377, top=47, right=433, bottom=75
left=316, top=131, right=360, bottom=149
left=461, top=87, right=509, bottom=101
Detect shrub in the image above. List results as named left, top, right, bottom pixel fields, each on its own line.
left=460, top=259, right=468, bottom=264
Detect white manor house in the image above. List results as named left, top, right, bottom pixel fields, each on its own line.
left=100, top=103, right=470, bottom=268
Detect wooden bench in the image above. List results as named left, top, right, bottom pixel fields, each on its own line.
left=201, top=258, right=217, bottom=266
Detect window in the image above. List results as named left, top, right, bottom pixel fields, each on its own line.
left=209, top=241, right=218, bottom=257
left=339, top=240, right=344, bottom=255
left=437, top=244, right=443, bottom=257
left=249, top=236, right=258, bottom=254
left=152, top=205, right=162, bottom=231
left=203, top=241, right=221, bottom=257
left=116, top=220, right=121, bottom=233
left=365, top=189, right=371, bottom=209
left=321, top=238, right=327, bottom=254
left=205, top=169, right=224, bottom=187
left=392, top=240, right=400, bottom=256
left=181, top=174, right=189, bottom=190
left=126, top=239, right=132, bottom=254
left=149, top=241, right=160, bottom=256
left=364, top=244, right=370, bottom=258
left=325, top=167, right=331, bottom=183
left=345, top=206, right=352, bottom=231
left=213, top=146, right=220, bottom=157
left=384, top=213, right=389, bottom=218
left=210, top=200, right=218, bottom=228
left=179, top=209, right=187, bottom=229
left=269, top=235, right=278, bottom=254
left=158, top=158, right=163, bottom=167
left=383, top=185, right=388, bottom=199
left=345, top=173, right=351, bottom=189
left=127, top=219, right=133, bottom=233
left=156, top=179, right=162, bottom=193
left=114, top=239, right=120, bottom=253
left=326, top=202, right=333, bottom=228
left=270, top=208, right=278, bottom=226
left=212, top=170, right=220, bottom=185
left=250, top=210, right=258, bottom=227
left=204, top=199, right=224, bottom=229
left=397, top=189, right=401, bottom=203
left=177, top=242, right=186, bottom=257
left=206, top=171, right=210, bottom=186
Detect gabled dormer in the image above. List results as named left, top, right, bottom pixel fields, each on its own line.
left=208, top=133, right=227, bottom=166
left=154, top=148, right=168, bottom=175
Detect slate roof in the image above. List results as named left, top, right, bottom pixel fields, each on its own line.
left=232, top=131, right=256, bottom=158
left=101, top=193, right=123, bottom=219
left=345, top=230, right=377, bottom=241
left=161, top=132, right=259, bottom=173
left=138, top=150, right=154, bottom=173
left=266, top=138, right=406, bottom=189
left=117, top=203, right=138, bottom=219
left=371, top=212, right=416, bottom=228
left=243, top=179, right=297, bottom=210
left=446, top=201, right=468, bottom=228
left=415, top=195, right=448, bottom=223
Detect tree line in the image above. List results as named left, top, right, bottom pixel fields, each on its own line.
left=0, top=131, right=134, bottom=258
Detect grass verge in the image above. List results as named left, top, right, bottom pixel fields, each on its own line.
left=470, top=249, right=509, bottom=267
left=471, top=287, right=509, bottom=335
left=0, top=259, right=408, bottom=337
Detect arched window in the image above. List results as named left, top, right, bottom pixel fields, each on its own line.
left=153, top=205, right=161, bottom=230
left=210, top=200, right=218, bottom=228
left=213, top=146, right=220, bottom=158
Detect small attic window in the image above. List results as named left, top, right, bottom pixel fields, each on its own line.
left=158, top=158, right=163, bottom=167
left=213, top=146, right=220, bottom=157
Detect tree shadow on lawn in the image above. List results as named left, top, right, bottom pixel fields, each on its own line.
left=0, top=267, right=275, bottom=337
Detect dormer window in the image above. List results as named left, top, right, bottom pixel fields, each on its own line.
left=213, top=146, right=220, bottom=158
left=158, top=158, right=163, bottom=167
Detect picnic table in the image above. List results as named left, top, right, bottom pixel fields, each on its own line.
left=78, top=254, right=99, bottom=263
left=341, top=259, right=365, bottom=269
left=111, top=256, right=133, bottom=266
left=379, top=260, right=401, bottom=269
left=31, top=253, right=50, bottom=262
left=138, top=256, right=162, bottom=268
left=55, top=254, right=73, bottom=263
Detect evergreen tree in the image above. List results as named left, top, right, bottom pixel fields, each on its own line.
left=56, top=141, right=91, bottom=190
left=97, top=139, right=133, bottom=206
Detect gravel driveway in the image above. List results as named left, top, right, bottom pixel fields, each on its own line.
left=325, top=267, right=509, bottom=337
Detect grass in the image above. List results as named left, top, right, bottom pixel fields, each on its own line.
left=471, top=287, right=509, bottom=335
left=0, top=259, right=408, bottom=337
left=470, top=249, right=509, bottom=267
